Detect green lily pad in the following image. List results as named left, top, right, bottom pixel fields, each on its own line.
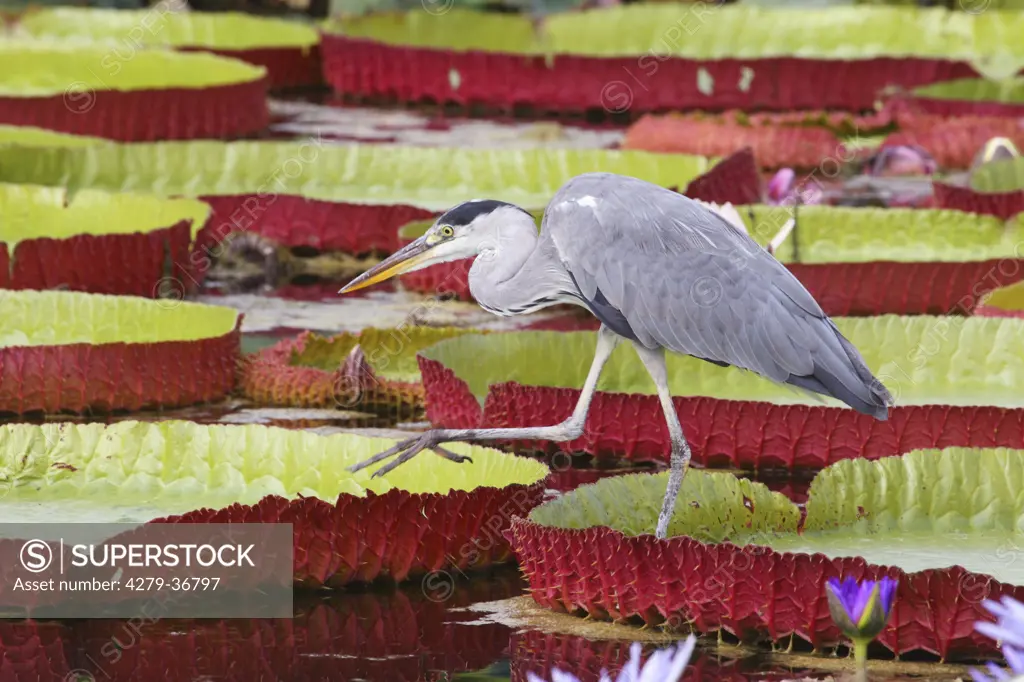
left=293, top=326, right=478, bottom=384
left=328, top=6, right=1024, bottom=66
left=16, top=8, right=319, bottom=50
left=0, top=290, right=237, bottom=348
left=0, top=182, right=210, bottom=249
left=0, top=125, right=103, bottom=148
left=529, top=447, right=1024, bottom=584
left=0, top=420, right=549, bottom=524
left=912, top=77, right=1024, bottom=105
left=970, top=157, right=1024, bottom=193
left=0, top=41, right=265, bottom=97
left=0, top=140, right=710, bottom=211
left=980, top=280, right=1024, bottom=312
left=420, top=316, right=1024, bottom=410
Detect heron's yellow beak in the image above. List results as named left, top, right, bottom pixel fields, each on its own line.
left=338, top=237, right=433, bottom=294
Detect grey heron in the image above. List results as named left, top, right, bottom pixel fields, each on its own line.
left=338, top=173, right=893, bottom=539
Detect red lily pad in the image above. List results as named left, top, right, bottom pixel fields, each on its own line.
left=239, top=326, right=480, bottom=417
left=507, top=448, right=1024, bottom=659
left=417, top=317, right=1024, bottom=470
left=935, top=156, right=1024, bottom=219
left=321, top=7, right=983, bottom=114
left=0, top=291, right=240, bottom=415
left=16, top=8, right=322, bottom=89
left=0, top=43, right=268, bottom=141
left=0, top=183, right=209, bottom=296
left=0, top=421, right=549, bottom=587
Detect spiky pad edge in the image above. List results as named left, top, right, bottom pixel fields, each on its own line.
left=160, top=484, right=545, bottom=586
left=0, top=221, right=193, bottom=297
left=197, top=195, right=435, bottom=263
left=70, top=587, right=510, bottom=682
left=187, top=45, right=323, bottom=89
left=400, top=259, right=1024, bottom=315
left=421, top=356, right=1024, bottom=470
left=321, top=36, right=978, bottom=113
left=239, top=330, right=424, bottom=416
left=508, top=518, right=1024, bottom=659
left=0, top=318, right=241, bottom=414
left=934, top=182, right=1024, bottom=221
left=625, top=118, right=842, bottom=169
left=0, top=80, right=268, bottom=142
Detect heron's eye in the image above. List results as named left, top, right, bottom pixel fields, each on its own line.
left=440, top=225, right=455, bottom=238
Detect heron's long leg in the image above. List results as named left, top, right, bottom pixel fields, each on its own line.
left=348, top=325, right=622, bottom=477
left=631, top=342, right=692, bottom=540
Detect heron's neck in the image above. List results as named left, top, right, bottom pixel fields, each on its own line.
left=471, top=213, right=539, bottom=285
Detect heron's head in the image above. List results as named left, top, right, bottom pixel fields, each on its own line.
left=338, top=199, right=533, bottom=294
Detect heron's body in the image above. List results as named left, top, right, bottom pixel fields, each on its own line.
left=467, top=173, right=890, bottom=419
left=340, top=172, right=894, bottom=539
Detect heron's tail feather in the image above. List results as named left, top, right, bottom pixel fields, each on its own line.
left=785, top=322, right=894, bottom=421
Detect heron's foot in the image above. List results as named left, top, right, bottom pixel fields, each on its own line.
left=347, top=432, right=472, bottom=478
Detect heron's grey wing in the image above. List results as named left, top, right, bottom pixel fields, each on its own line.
left=543, top=173, right=892, bottom=418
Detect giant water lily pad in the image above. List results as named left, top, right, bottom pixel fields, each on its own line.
left=0, top=42, right=267, bottom=140
left=935, top=156, right=1024, bottom=220
left=241, top=326, right=480, bottom=416
left=321, top=6, right=1018, bottom=113
left=16, top=8, right=321, bottom=89
left=0, top=420, right=549, bottom=585
left=909, top=77, right=1024, bottom=117
left=397, top=205, right=1024, bottom=315
left=0, top=125, right=103, bottom=148
left=0, top=183, right=209, bottom=295
left=0, top=290, right=240, bottom=414
left=417, top=316, right=1024, bottom=469
left=0, top=139, right=710, bottom=258
left=508, top=447, right=1024, bottom=659
left=977, top=279, right=1024, bottom=318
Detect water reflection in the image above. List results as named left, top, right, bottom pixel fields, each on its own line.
left=2, top=569, right=523, bottom=682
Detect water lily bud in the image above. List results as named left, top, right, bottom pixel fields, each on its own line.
left=826, top=576, right=898, bottom=644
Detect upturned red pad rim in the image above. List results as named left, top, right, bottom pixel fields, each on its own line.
left=417, top=316, right=1024, bottom=470
left=163, top=484, right=545, bottom=587
left=0, top=292, right=241, bottom=415
left=0, top=80, right=269, bottom=142
left=506, top=516, right=1019, bottom=659
left=933, top=181, right=1024, bottom=220
left=321, top=33, right=978, bottom=114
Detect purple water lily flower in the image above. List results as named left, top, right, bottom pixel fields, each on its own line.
left=766, top=168, right=825, bottom=206
left=826, top=576, right=898, bottom=646
left=971, top=596, right=1024, bottom=682
left=527, top=635, right=696, bottom=682
left=867, top=145, right=938, bottom=177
